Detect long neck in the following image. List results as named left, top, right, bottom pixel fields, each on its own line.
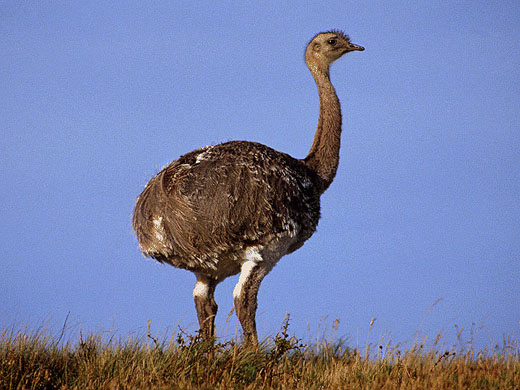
left=304, top=65, right=342, bottom=193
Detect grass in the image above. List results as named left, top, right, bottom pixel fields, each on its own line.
left=1, top=316, right=519, bottom=389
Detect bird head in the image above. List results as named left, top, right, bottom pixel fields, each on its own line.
left=305, top=30, right=364, bottom=72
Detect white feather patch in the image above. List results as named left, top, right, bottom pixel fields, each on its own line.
left=233, top=260, right=257, bottom=300
left=245, top=246, right=263, bottom=262
left=195, top=145, right=214, bottom=164
left=152, top=216, right=165, bottom=242
left=193, top=280, right=209, bottom=298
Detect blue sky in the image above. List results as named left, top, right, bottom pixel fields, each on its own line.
left=1, top=1, right=519, bottom=349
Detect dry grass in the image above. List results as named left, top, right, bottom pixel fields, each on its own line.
left=1, top=317, right=518, bottom=390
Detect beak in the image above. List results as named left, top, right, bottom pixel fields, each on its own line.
left=347, top=42, right=365, bottom=52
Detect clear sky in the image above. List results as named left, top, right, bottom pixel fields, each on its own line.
left=1, top=1, right=519, bottom=350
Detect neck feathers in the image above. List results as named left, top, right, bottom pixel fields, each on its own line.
left=304, top=67, right=342, bottom=193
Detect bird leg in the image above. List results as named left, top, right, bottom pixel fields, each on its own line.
left=193, top=275, right=218, bottom=340
left=232, top=260, right=270, bottom=345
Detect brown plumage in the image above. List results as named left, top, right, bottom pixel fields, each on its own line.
left=133, top=30, right=364, bottom=344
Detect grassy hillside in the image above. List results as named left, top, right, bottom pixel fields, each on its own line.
left=1, top=319, right=518, bottom=389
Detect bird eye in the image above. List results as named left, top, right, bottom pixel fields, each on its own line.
left=327, top=38, right=337, bottom=45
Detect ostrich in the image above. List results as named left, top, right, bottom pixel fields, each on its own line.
left=133, top=30, right=364, bottom=344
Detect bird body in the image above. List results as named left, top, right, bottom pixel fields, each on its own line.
left=133, top=30, right=364, bottom=343
left=133, top=140, right=321, bottom=278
